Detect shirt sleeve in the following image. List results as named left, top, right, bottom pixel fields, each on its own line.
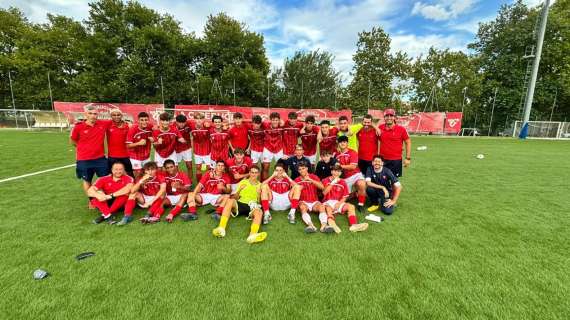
left=365, top=167, right=373, bottom=179
left=198, top=173, right=209, bottom=187
left=350, top=123, right=363, bottom=135
left=93, top=177, right=105, bottom=189
left=70, top=124, right=80, bottom=141
left=401, top=127, right=410, bottom=140
left=350, top=151, right=358, bottom=164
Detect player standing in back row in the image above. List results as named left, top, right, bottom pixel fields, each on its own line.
left=378, top=108, right=412, bottom=177
left=261, top=112, right=284, bottom=181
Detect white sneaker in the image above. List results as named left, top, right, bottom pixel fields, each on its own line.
left=349, top=223, right=369, bottom=232
left=288, top=212, right=296, bottom=224
left=263, top=212, right=272, bottom=225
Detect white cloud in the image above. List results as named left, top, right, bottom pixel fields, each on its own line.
left=412, top=0, right=478, bottom=21
left=391, top=33, right=470, bottom=58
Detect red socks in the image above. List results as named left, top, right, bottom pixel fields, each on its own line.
left=290, top=199, right=299, bottom=209
left=348, top=215, right=357, bottom=226
left=188, top=206, right=197, bottom=214
left=357, top=194, right=366, bottom=206
left=149, top=200, right=164, bottom=218
left=170, top=205, right=182, bottom=217
left=124, top=199, right=136, bottom=216
left=261, top=200, right=270, bottom=212
left=215, top=206, right=223, bottom=215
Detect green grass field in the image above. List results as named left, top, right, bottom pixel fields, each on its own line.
left=0, top=130, right=568, bottom=319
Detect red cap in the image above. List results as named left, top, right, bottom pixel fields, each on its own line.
left=384, top=108, right=396, bottom=116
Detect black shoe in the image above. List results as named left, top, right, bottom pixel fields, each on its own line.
left=211, top=213, right=221, bottom=221
left=180, top=213, right=198, bottom=221
left=358, top=205, right=364, bottom=214
left=92, top=216, right=106, bottom=224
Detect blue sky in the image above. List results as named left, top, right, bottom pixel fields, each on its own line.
left=2, top=0, right=547, bottom=80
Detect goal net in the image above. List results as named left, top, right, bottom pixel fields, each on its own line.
left=513, top=121, right=570, bottom=139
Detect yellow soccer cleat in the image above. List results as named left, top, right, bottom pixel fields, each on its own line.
left=349, top=223, right=369, bottom=232
left=212, top=227, right=226, bottom=238
left=367, top=205, right=380, bottom=212
left=246, top=232, right=267, bottom=244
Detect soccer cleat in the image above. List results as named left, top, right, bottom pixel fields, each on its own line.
left=116, top=216, right=133, bottom=226
left=304, top=225, right=317, bottom=233
left=358, top=205, right=365, bottom=214
left=165, top=214, right=174, bottom=223
left=211, top=213, right=221, bottom=221
left=180, top=213, right=198, bottom=221
left=92, top=216, right=106, bottom=224
left=288, top=213, right=296, bottom=224
left=139, top=215, right=151, bottom=224
left=330, top=224, right=342, bottom=234
left=349, top=222, right=369, bottom=232
left=367, top=205, right=380, bottom=212
left=147, top=216, right=160, bottom=224
left=246, top=232, right=267, bottom=244
left=321, top=225, right=336, bottom=234
left=212, top=227, right=226, bottom=238
left=263, top=212, right=272, bottom=225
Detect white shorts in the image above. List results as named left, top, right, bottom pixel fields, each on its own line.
left=199, top=193, right=222, bottom=206
left=140, top=195, right=156, bottom=207
left=345, top=172, right=365, bottom=191
left=155, top=152, right=177, bottom=167
left=130, top=158, right=150, bottom=170
left=166, top=194, right=182, bottom=205
left=305, top=154, right=317, bottom=165
left=270, top=191, right=291, bottom=211
left=263, top=148, right=284, bottom=163
left=230, top=183, right=239, bottom=193
left=323, top=200, right=347, bottom=214
left=194, top=154, right=212, bottom=166
left=301, top=201, right=321, bottom=212
left=176, top=149, right=193, bottom=163
left=250, top=150, right=263, bottom=163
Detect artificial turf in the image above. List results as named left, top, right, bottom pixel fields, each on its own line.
left=0, top=130, right=568, bottom=319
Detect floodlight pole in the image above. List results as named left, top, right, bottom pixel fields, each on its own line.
left=521, top=0, right=550, bottom=137
left=488, top=87, right=498, bottom=136
left=48, top=72, right=54, bottom=110
left=9, top=71, right=18, bottom=128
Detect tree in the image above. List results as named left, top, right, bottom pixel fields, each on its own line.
left=348, top=27, right=411, bottom=115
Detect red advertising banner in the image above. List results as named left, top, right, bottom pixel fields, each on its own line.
left=444, top=112, right=463, bottom=134
left=174, top=105, right=352, bottom=123
left=54, top=102, right=164, bottom=124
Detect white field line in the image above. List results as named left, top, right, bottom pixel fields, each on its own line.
left=0, top=164, right=76, bottom=183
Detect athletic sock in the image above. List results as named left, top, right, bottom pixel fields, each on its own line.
left=289, top=208, right=296, bottom=216
left=348, top=215, right=358, bottom=226
left=250, top=223, right=260, bottom=235
left=149, top=200, right=163, bottom=217
left=318, top=212, right=328, bottom=225
left=290, top=199, right=299, bottom=209
left=261, top=200, right=270, bottom=212
left=188, top=206, right=197, bottom=214
left=357, top=194, right=366, bottom=206
left=170, top=205, right=182, bottom=217
left=301, top=212, right=312, bottom=225
left=219, top=215, right=229, bottom=229
left=216, top=206, right=223, bottom=214
left=124, top=199, right=136, bottom=217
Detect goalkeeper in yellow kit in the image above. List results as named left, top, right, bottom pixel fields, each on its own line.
left=212, top=166, right=267, bottom=244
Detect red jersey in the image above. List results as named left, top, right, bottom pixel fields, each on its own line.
left=153, top=127, right=180, bottom=158
left=294, top=174, right=321, bottom=203
left=228, top=123, right=250, bottom=150
left=379, top=124, right=410, bottom=160
left=322, top=177, right=349, bottom=201
left=248, top=126, right=265, bottom=152
left=165, top=171, right=192, bottom=195
left=209, top=128, right=230, bottom=161
left=199, top=172, right=231, bottom=194
left=225, top=156, right=253, bottom=184
left=263, top=122, right=283, bottom=153
left=300, top=126, right=320, bottom=156
left=267, top=176, right=292, bottom=194
left=126, top=125, right=153, bottom=160
left=190, top=125, right=211, bottom=156
left=94, top=174, right=134, bottom=194
left=138, top=173, right=166, bottom=196
left=282, top=121, right=304, bottom=155
left=334, top=148, right=360, bottom=178
left=174, top=121, right=192, bottom=153
left=106, top=121, right=129, bottom=158
left=70, top=120, right=111, bottom=161
left=319, top=127, right=339, bottom=155
left=357, top=126, right=379, bottom=161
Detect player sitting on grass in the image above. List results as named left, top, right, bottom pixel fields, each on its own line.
left=322, top=164, right=369, bottom=233
left=294, top=162, right=334, bottom=233
left=225, top=148, right=253, bottom=193
left=88, top=162, right=134, bottom=224
left=366, top=155, right=402, bottom=215
left=162, top=159, right=192, bottom=223
left=153, top=112, right=185, bottom=168
left=184, top=160, right=231, bottom=221
left=335, top=135, right=367, bottom=212
left=118, top=161, right=167, bottom=225
left=260, top=163, right=302, bottom=225
left=212, top=166, right=268, bottom=244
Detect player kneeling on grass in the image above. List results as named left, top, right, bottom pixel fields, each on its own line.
left=88, top=162, right=134, bottom=224
left=117, top=161, right=166, bottom=225
left=322, top=164, right=369, bottom=233
left=184, top=160, right=231, bottom=221
left=260, top=163, right=301, bottom=224
left=212, top=166, right=267, bottom=244
left=294, top=162, right=335, bottom=234
left=162, top=159, right=192, bottom=222
left=366, top=155, right=402, bottom=215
